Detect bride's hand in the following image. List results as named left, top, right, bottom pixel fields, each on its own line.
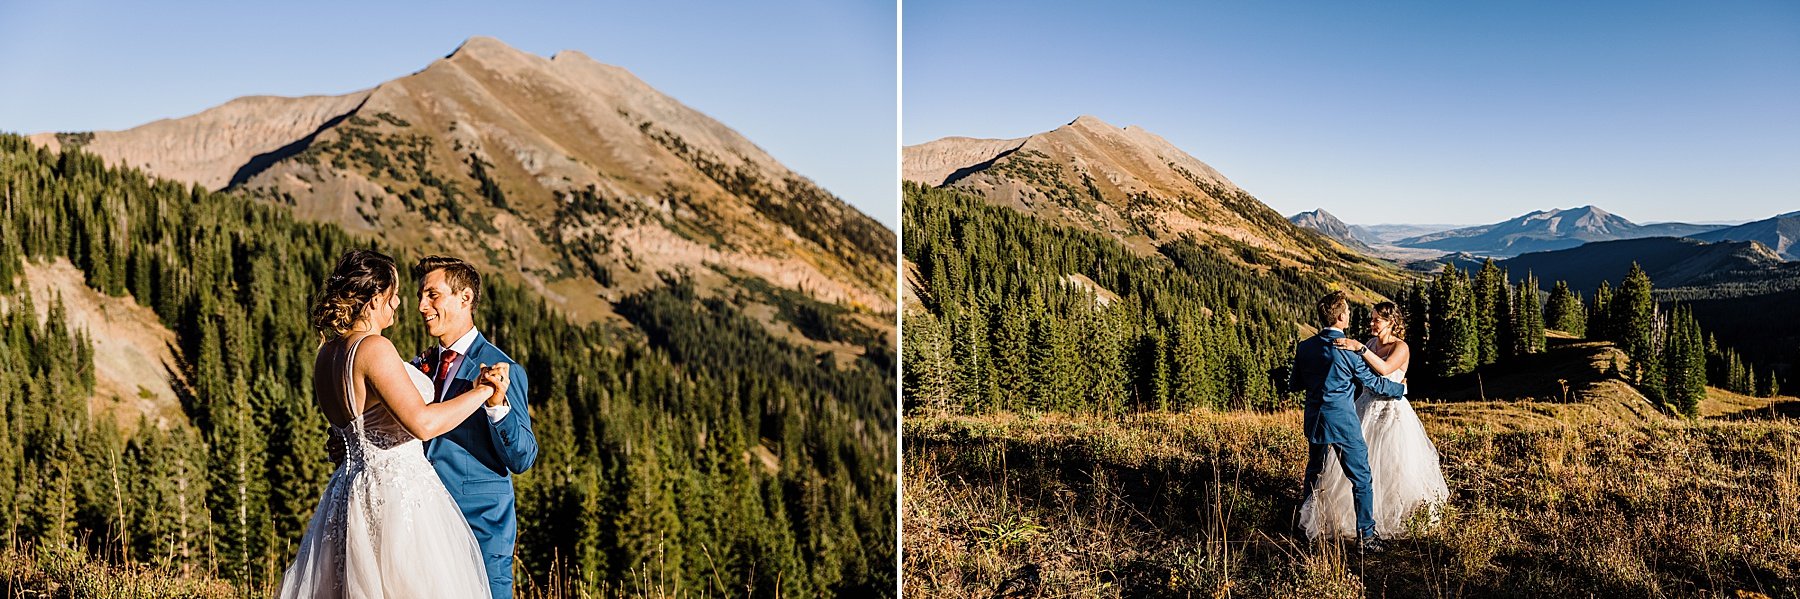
left=477, top=363, right=511, bottom=406
left=1332, top=338, right=1365, bottom=352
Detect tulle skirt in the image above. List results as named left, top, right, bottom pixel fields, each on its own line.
left=279, top=440, right=490, bottom=598
left=1299, top=396, right=1450, bottom=540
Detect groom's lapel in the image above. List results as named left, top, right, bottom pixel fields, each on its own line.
left=452, top=331, right=489, bottom=386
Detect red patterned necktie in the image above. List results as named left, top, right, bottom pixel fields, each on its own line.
left=435, top=349, right=458, bottom=399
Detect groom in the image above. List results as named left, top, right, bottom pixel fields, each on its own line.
left=1291, top=290, right=1405, bottom=553
left=413, top=255, right=539, bottom=598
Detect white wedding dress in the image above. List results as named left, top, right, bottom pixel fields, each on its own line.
left=279, top=336, right=489, bottom=598
left=1298, top=362, right=1450, bottom=540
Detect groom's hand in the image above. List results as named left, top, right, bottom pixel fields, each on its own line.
left=476, top=363, right=511, bottom=407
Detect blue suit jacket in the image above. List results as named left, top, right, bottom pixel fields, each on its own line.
left=1291, top=329, right=1407, bottom=445
left=417, top=331, right=538, bottom=558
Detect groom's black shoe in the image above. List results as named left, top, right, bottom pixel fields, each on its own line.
left=1358, top=534, right=1387, bottom=554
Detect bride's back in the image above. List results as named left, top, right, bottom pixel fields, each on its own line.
left=313, top=336, right=365, bottom=429
left=313, top=335, right=419, bottom=449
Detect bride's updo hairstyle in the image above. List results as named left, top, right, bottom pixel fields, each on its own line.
left=310, top=249, right=399, bottom=343
left=1373, top=301, right=1406, bottom=339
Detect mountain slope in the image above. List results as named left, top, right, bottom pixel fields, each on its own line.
left=1496, top=237, right=1796, bottom=295
left=1395, top=205, right=1724, bottom=257
left=1289, top=208, right=1375, bottom=254
left=32, top=36, right=894, bottom=334
left=1691, top=211, right=1800, bottom=261
left=903, top=116, right=1402, bottom=298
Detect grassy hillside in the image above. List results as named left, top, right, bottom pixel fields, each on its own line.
left=904, top=339, right=1800, bottom=597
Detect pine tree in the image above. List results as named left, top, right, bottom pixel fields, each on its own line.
left=207, top=371, right=273, bottom=583
left=990, top=305, right=1031, bottom=409
left=1027, top=313, right=1073, bottom=411
left=1664, top=306, right=1706, bottom=416
left=1517, top=272, right=1545, bottom=354
left=951, top=308, right=993, bottom=413
left=1726, top=350, right=1748, bottom=394
left=1428, top=264, right=1478, bottom=378
left=1589, top=280, right=1613, bottom=343
left=901, top=311, right=953, bottom=412
left=1474, top=260, right=1503, bottom=366
left=1406, top=279, right=1430, bottom=351
left=1614, top=263, right=1656, bottom=385
left=1079, top=307, right=1130, bottom=414
left=1497, top=271, right=1517, bottom=360
left=1545, top=281, right=1585, bottom=337
left=1167, top=315, right=1208, bottom=411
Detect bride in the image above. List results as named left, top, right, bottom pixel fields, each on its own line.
left=280, top=250, right=510, bottom=598
left=1299, top=301, right=1449, bottom=540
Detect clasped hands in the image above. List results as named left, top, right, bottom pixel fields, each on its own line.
left=475, top=362, right=512, bottom=407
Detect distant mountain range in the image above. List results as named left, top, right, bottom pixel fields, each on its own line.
left=1391, top=205, right=1727, bottom=257
left=32, top=36, right=895, bottom=331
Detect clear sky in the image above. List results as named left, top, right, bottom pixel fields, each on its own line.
left=0, top=0, right=898, bottom=228
left=903, top=0, right=1798, bottom=225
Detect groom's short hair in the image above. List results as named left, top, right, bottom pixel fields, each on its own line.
left=1316, top=291, right=1348, bottom=327
left=414, top=255, right=483, bottom=311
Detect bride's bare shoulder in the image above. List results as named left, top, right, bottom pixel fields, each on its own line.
left=350, top=335, right=400, bottom=358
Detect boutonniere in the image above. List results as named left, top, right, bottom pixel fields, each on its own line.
left=420, top=360, right=433, bottom=376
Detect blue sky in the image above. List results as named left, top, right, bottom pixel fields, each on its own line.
left=0, top=0, right=898, bottom=228
left=903, top=0, right=1798, bottom=225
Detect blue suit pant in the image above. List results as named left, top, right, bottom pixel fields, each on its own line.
left=1301, top=438, right=1377, bottom=538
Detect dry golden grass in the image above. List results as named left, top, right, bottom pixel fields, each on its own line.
left=904, top=380, right=1800, bottom=597
left=1, top=542, right=243, bottom=599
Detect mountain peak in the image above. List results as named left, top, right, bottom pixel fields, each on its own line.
left=1067, top=114, right=1117, bottom=129
left=551, top=48, right=594, bottom=63
left=1290, top=209, right=1375, bottom=254
left=447, top=35, right=524, bottom=59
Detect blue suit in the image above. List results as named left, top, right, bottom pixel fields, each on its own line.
left=418, top=332, right=538, bottom=599
left=1291, top=328, right=1406, bottom=538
